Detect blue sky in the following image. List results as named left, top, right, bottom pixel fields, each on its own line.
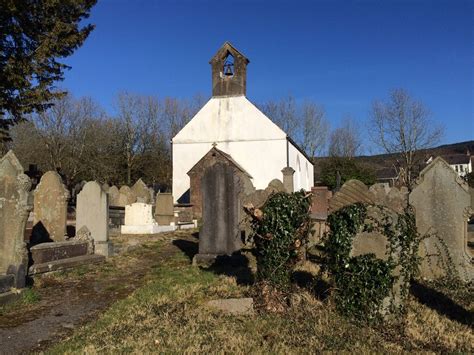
left=62, top=0, right=473, bottom=148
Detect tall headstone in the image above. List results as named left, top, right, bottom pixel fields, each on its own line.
left=193, top=163, right=243, bottom=265
left=410, top=157, right=473, bottom=281
left=33, top=171, right=69, bottom=242
left=131, top=179, right=150, bottom=203
left=76, top=181, right=110, bottom=256
left=107, top=185, right=120, bottom=206
left=0, top=151, right=31, bottom=288
left=148, top=187, right=156, bottom=205
left=155, top=193, right=175, bottom=225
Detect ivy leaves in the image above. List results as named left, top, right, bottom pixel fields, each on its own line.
left=322, top=203, right=422, bottom=321
left=248, top=191, right=312, bottom=290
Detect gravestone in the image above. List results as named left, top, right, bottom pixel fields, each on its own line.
left=369, top=183, right=408, bottom=214
left=0, top=150, right=24, bottom=179
left=193, top=162, right=243, bottom=265
left=131, top=178, right=150, bottom=203
left=329, top=179, right=373, bottom=213
left=326, top=180, right=413, bottom=314
left=76, top=181, right=110, bottom=256
left=155, top=193, right=175, bottom=225
left=0, top=151, right=31, bottom=289
left=121, top=203, right=169, bottom=234
left=107, top=185, right=120, bottom=206
left=410, top=157, right=473, bottom=281
left=117, top=185, right=136, bottom=207
left=187, top=146, right=253, bottom=219
left=148, top=187, right=155, bottom=205
left=102, top=183, right=110, bottom=193
left=311, top=186, right=331, bottom=220
left=33, top=171, right=69, bottom=242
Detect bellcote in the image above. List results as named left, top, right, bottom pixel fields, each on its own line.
left=210, top=42, right=249, bottom=97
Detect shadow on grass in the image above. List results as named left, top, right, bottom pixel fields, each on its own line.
left=172, top=239, right=198, bottom=261
left=292, top=270, right=331, bottom=301
left=206, top=253, right=254, bottom=286
left=410, top=280, right=474, bottom=329
left=172, top=238, right=254, bottom=286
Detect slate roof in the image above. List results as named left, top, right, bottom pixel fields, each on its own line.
left=441, top=154, right=471, bottom=165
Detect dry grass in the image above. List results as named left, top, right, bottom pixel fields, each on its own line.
left=47, top=240, right=473, bottom=354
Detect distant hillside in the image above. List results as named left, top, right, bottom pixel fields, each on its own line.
left=313, top=140, right=474, bottom=183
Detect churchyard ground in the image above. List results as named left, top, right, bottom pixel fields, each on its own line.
left=0, top=229, right=472, bottom=353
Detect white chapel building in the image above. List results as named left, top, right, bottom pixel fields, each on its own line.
left=172, top=42, right=314, bottom=203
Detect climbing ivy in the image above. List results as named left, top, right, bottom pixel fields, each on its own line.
left=246, top=190, right=312, bottom=291
left=321, top=203, right=422, bottom=321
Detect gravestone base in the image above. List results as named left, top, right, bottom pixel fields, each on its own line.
left=155, top=215, right=175, bottom=226
left=177, top=220, right=198, bottom=230
left=192, top=253, right=220, bottom=267
left=29, top=254, right=105, bottom=275
left=30, top=240, right=90, bottom=264
left=0, top=289, right=26, bottom=306
left=94, top=241, right=112, bottom=257
left=121, top=224, right=161, bottom=234
left=0, top=275, right=14, bottom=293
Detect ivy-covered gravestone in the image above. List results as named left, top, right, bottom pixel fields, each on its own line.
left=323, top=180, right=420, bottom=321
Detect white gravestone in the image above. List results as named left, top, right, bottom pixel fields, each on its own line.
left=121, top=202, right=164, bottom=234
left=121, top=203, right=176, bottom=234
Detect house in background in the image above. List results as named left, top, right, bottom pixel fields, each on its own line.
left=426, top=150, right=472, bottom=177
left=172, top=42, right=314, bottom=204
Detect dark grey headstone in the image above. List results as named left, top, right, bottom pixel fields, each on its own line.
left=194, top=163, right=243, bottom=265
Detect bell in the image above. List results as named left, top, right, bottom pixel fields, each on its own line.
left=224, top=63, right=233, bottom=76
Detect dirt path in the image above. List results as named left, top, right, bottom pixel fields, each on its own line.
left=0, top=231, right=195, bottom=354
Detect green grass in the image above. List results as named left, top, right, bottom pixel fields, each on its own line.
left=0, top=288, right=41, bottom=316
left=47, top=245, right=473, bottom=354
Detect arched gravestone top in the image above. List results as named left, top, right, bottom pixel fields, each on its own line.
left=0, top=150, right=24, bottom=179
left=118, top=185, right=136, bottom=207
left=107, top=185, right=120, bottom=206
left=132, top=178, right=150, bottom=203
left=329, top=180, right=373, bottom=213
left=33, top=171, right=69, bottom=242
left=409, top=157, right=473, bottom=281
left=329, top=180, right=408, bottom=214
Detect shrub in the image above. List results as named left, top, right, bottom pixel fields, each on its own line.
left=246, top=190, right=312, bottom=291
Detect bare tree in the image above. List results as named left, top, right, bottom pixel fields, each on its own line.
left=260, top=95, right=299, bottom=138
left=115, top=93, right=164, bottom=184
left=261, top=96, right=329, bottom=158
left=328, top=116, right=362, bottom=158
left=301, top=101, right=329, bottom=157
left=14, top=94, right=101, bottom=186
left=369, top=88, right=443, bottom=188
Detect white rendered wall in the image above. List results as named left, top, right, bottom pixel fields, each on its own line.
left=173, top=139, right=287, bottom=202
left=288, top=142, right=314, bottom=191
left=172, top=95, right=314, bottom=202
